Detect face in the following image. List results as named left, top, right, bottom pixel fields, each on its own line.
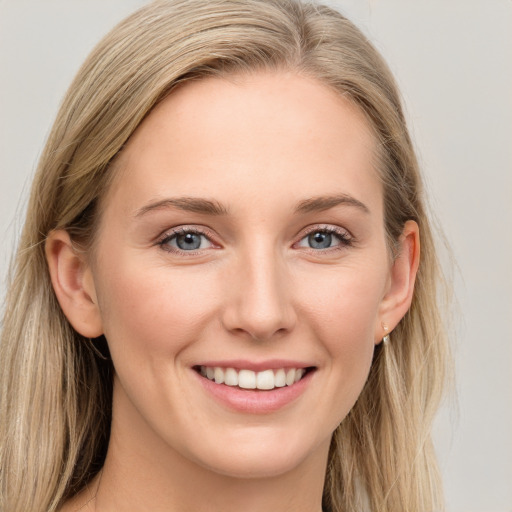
left=85, top=72, right=399, bottom=479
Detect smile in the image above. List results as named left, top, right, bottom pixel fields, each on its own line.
left=193, top=363, right=316, bottom=413
left=196, top=366, right=311, bottom=391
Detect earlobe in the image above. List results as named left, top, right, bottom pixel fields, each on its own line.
left=45, top=230, right=103, bottom=338
left=376, top=220, right=420, bottom=344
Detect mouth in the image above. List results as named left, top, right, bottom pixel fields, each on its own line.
left=193, top=365, right=316, bottom=391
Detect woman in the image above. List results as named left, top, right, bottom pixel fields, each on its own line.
left=0, top=0, right=450, bottom=511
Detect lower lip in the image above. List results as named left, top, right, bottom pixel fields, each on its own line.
left=194, top=370, right=314, bottom=414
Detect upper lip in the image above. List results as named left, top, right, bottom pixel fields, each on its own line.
left=193, top=359, right=316, bottom=372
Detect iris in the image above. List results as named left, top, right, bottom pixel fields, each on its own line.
left=308, top=231, right=332, bottom=249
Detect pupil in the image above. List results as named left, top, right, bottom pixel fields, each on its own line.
left=309, top=231, right=331, bottom=249
left=177, top=233, right=201, bottom=250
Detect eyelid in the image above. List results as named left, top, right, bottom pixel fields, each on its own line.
left=293, top=224, right=354, bottom=250
left=296, top=224, right=353, bottom=239
left=156, top=225, right=220, bottom=254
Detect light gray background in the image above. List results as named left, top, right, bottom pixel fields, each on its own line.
left=1, top=1, right=511, bottom=510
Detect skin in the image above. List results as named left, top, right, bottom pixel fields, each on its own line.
left=47, top=71, right=419, bottom=512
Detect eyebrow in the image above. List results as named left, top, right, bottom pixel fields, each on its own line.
left=295, top=194, right=370, bottom=215
left=134, top=197, right=229, bottom=217
left=135, top=193, right=369, bottom=218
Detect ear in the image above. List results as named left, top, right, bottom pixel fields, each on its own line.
left=375, top=220, right=420, bottom=344
left=45, top=230, right=103, bottom=338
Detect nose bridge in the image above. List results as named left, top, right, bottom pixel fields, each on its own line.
left=222, top=240, right=295, bottom=341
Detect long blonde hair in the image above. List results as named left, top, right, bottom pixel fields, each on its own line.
left=0, top=1, right=450, bottom=510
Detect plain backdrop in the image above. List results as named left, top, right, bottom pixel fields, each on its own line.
left=1, top=1, right=511, bottom=510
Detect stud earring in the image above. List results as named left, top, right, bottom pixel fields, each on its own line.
left=382, top=325, right=391, bottom=345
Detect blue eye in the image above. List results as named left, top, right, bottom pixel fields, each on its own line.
left=297, top=228, right=351, bottom=250
left=308, top=231, right=333, bottom=249
left=160, top=229, right=213, bottom=252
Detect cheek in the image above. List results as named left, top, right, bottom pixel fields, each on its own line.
left=94, top=254, right=222, bottom=361
left=295, top=262, right=386, bottom=407
left=297, top=261, right=387, bottom=343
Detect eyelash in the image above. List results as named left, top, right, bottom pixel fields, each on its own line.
left=295, top=225, right=354, bottom=252
left=157, top=225, right=354, bottom=255
left=157, top=227, right=216, bottom=255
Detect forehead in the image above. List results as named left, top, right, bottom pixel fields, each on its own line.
left=105, top=71, right=380, bottom=217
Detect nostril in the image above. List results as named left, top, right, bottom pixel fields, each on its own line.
left=219, top=265, right=297, bottom=341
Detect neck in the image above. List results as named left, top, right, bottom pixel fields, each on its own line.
left=97, top=446, right=327, bottom=512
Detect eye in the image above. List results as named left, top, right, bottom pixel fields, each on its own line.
left=296, top=227, right=352, bottom=250
left=158, top=228, right=214, bottom=253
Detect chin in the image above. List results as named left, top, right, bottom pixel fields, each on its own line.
left=185, top=427, right=329, bottom=480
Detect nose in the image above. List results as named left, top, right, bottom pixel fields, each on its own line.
left=221, top=247, right=297, bottom=342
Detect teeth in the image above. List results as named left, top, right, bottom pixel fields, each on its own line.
left=199, top=366, right=308, bottom=390
left=285, top=368, right=296, bottom=386
left=238, top=369, right=256, bottom=389
left=224, top=367, right=238, bottom=386
left=256, top=369, right=275, bottom=390
left=294, top=369, right=305, bottom=383
left=214, top=367, right=224, bottom=384
left=274, top=368, right=286, bottom=387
